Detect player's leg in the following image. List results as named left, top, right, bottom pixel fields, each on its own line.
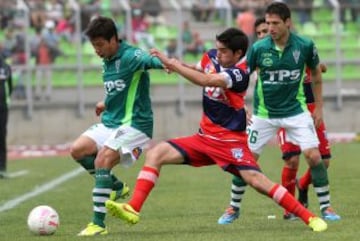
left=239, top=169, right=327, bottom=232
left=105, top=134, right=210, bottom=225
left=78, top=126, right=149, bottom=236
left=277, top=128, right=301, bottom=219
left=70, top=124, right=128, bottom=200
left=297, top=120, right=331, bottom=208
left=286, top=112, right=340, bottom=221
left=106, top=139, right=188, bottom=224
left=217, top=175, right=246, bottom=224
left=218, top=116, right=276, bottom=224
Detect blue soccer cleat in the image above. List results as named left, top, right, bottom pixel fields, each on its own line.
left=217, top=206, right=240, bottom=225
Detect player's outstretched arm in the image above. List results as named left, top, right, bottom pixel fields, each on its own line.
left=150, top=49, right=227, bottom=88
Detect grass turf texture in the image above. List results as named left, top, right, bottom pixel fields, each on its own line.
left=0, top=142, right=359, bottom=241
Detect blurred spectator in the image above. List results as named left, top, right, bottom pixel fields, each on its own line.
left=131, top=9, right=155, bottom=50
left=45, top=0, right=64, bottom=23
left=192, top=0, right=214, bottom=22
left=235, top=6, right=256, bottom=45
left=27, top=0, right=47, bottom=29
left=34, top=38, right=53, bottom=100
left=2, top=28, right=17, bottom=58
left=214, top=0, right=228, bottom=23
left=0, top=1, right=16, bottom=30
left=229, top=0, right=247, bottom=18
left=165, top=38, right=178, bottom=59
left=55, top=13, right=75, bottom=43
left=286, top=0, right=313, bottom=24
left=42, top=20, right=62, bottom=60
left=340, top=0, right=359, bottom=24
left=182, top=21, right=205, bottom=57
left=129, top=0, right=165, bottom=25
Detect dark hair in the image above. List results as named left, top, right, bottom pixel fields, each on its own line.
left=254, top=17, right=266, bottom=29
left=266, top=2, right=291, bottom=22
left=84, top=16, right=118, bottom=41
left=216, top=27, right=248, bottom=58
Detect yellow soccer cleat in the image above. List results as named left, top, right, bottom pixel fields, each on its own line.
left=105, top=200, right=140, bottom=225
left=308, top=217, right=328, bottom=232
left=109, top=183, right=130, bottom=201
left=77, top=222, right=108, bottom=236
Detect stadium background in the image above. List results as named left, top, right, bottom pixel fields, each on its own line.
left=0, top=0, right=359, bottom=146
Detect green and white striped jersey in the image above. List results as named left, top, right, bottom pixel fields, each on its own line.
left=247, top=32, right=319, bottom=118
left=101, top=41, right=163, bottom=138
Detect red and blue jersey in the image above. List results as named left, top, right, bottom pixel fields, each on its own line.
left=303, top=67, right=314, bottom=103
left=197, top=49, right=249, bottom=141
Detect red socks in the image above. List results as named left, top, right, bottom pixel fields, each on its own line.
left=269, top=184, right=314, bottom=224
left=128, top=166, right=159, bottom=212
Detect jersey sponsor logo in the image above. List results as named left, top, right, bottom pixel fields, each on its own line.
left=104, top=79, right=126, bottom=94
left=292, top=50, right=300, bottom=64
left=204, top=86, right=225, bottom=100
left=265, top=69, right=301, bottom=82
left=262, top=58, right=273, bottom=67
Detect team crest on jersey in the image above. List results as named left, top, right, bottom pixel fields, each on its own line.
left=231, top=148, right=244, bottom=159
left=292, top=50, right=300, bottom=64
left=115, top=59, right=121, bottom=73
left=134, top=49, right=143, bottom=59
left=204, top=64, right=216, bottom=74
left=131, top=147, right=142, bottom=159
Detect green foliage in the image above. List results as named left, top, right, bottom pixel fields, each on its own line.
left=1, top=143, right=359, bottom=240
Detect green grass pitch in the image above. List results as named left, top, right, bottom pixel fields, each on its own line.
left=0, top=142, right=359, bottom=241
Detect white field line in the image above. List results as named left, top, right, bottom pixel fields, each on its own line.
left=6, top=170, right=29, bottom=178
left=0, top=167, right=84, bottom=213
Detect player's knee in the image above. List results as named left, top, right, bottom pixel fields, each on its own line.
left=70, top=143, right=82, bottom=160
left=95, top=148, right=119, bottom=168
left=304, top=148, right=321, bottom=166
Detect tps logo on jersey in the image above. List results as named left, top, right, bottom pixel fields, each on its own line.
left=231, top=148, right=244, bottom=160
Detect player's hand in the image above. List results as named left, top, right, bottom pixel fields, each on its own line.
left=150, top=48, right=179, bottom=70
left=312, top=106, right=323, bottom=128
left=95, top=101, right=105, bottom=116
left=319, top=63, right=327, bottom=73
left=245, top=107, right=253, bottom=125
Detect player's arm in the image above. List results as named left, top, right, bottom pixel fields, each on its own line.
left=310, top=64, right=323, bottom=127
left=95, top=101, right=105, bottom=116
left=152, top=49, right=229, bottom=88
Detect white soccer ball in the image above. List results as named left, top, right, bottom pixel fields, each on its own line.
left=27, top=205, right=60, bottom=235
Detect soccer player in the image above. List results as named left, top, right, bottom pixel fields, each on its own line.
left=277, top=63, right=334, bottom=220
left=218, top=4, right=341, bottom=223
left=225, top=2, right=340, bottom=225
left=105, top=27, right=328, bottom=232
left=70, top=16, right=164, bottom=236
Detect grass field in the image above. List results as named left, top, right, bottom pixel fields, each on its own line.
left=0, top=142, right=359, bottom=241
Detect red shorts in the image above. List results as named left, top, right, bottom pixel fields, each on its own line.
left=168, top=133, right=260, bottom=176
left=277, top=103, right=331, bottom=160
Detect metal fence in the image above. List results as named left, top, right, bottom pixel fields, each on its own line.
left=1, top=0, right=359, bottom=119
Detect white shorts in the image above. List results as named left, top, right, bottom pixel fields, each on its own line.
left=248, top=112, right=319, bottom=154
left=82, top=124, right=150, bottom=167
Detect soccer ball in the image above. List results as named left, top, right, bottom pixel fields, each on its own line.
left=27, top=205, right=60, bottom=235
